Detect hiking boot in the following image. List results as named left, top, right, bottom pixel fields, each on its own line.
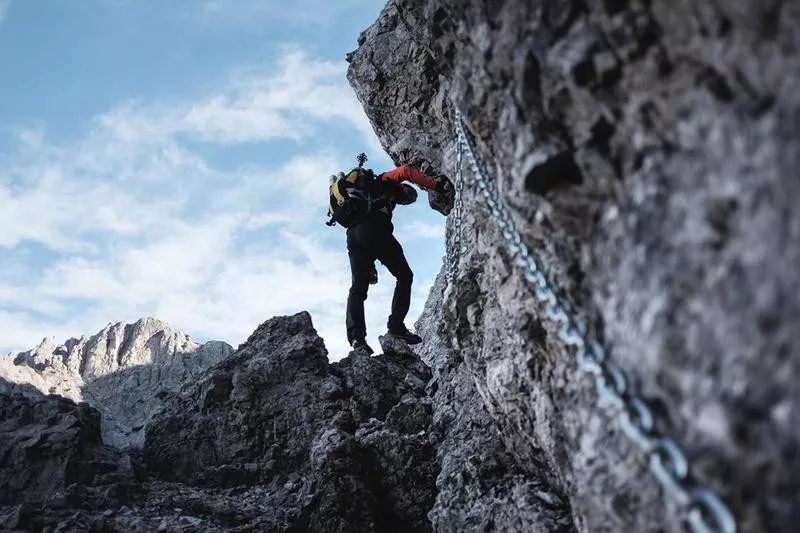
left=352, top=338, right=374, bottom=355
left=387, top=325, right=422, bottom=345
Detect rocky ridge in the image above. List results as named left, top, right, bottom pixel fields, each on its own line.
left=1, top=318, right=233, bottom=447
left=1, top=305, right=579, bottom=533
left=1, top=313, right=444, bottom=532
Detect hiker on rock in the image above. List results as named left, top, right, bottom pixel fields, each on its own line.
left=327, top=153, right=448, bottom=355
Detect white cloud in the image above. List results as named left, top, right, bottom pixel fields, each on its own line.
left=394, top=220, right=446, bottom=242
left=0, top=47, right=365, bottom=253
left=0, top=45, right=436, bottom=360
left=182, top=95, right=303, bottom=143
left=96, top=48, right=379, bottom=151
left=3, top=217, right=385, bottom=358
left=243, top=212, right=293, bottom=230
left=0, top=131, right=199, bottom=251
left=0, top=310, right=84, bottom=355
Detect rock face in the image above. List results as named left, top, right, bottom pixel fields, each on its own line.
left=1, top=318, right=233, bottom=447
left=0, top=385, right=141, bottom=532
left=2, top=307, right=570, bottom=532
left=145, top=312, right=437, bottom=532
left=0, top=313, right=443, bottom=532
left=415, top=273, right=575, bottom=532
left=348, top=1, right=800, bottom=532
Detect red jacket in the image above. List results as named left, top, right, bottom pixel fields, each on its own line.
left=369, top=165, right=435, bottom=223
left=380, top=166, right=437, bottom=189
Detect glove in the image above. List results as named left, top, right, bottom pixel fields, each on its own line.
left=434, top=179, right=450, bottom=193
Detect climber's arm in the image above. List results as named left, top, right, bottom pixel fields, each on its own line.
left=381, top=165, right=437, bottom=190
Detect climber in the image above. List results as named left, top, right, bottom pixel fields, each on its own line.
left=327, top=154, right=449, bottom=355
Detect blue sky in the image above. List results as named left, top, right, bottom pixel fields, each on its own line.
left=0, top=0, right=446, bottom=359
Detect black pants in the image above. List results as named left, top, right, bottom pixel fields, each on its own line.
left=346, top=215, right=413, bottom=344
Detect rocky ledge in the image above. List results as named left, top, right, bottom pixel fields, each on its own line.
left=1, top=313, right=446, bottom=532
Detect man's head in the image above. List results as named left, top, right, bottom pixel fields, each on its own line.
left=395, top=183, right=418, bottom=205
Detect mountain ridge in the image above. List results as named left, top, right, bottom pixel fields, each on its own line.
left=1, top=316, right=233, bottom=447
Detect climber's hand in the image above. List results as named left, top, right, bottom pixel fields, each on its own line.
left=434, top=178, right=451, bottom=194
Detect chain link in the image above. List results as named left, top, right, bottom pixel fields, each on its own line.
left=446, top=117, right=467, bottom=284
left=449, top=108, right=736, bottom=533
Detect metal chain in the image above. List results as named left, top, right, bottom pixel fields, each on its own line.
left=449, top=108, right=736, bottom=533
left=446, top=116, right=468, bottom=284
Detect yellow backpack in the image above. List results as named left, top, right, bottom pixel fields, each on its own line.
left=326, top=165, right=391, bottom=228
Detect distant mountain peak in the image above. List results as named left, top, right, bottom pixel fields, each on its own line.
left=1, top=317, right=233, bottom=447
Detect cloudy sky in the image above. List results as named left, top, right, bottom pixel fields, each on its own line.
left=0, top=0, right=446, bottom=359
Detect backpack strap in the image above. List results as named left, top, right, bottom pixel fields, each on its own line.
left=331, top=180, right=347, bottom=206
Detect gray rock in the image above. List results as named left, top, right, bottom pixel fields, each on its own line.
left=144, top=312, right=438, bottom=532
left=416, top=272, right=575, bottom=533
left=0, top=385, right=141, bottom=530
left=1, top=312, right=440, bottom=531
left=349, top=0, right=800, bottom=531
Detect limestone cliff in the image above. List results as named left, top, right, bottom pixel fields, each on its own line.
left=1, top=318, right=233, bottom=447
left=347, top=1, right=800, bottom=532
